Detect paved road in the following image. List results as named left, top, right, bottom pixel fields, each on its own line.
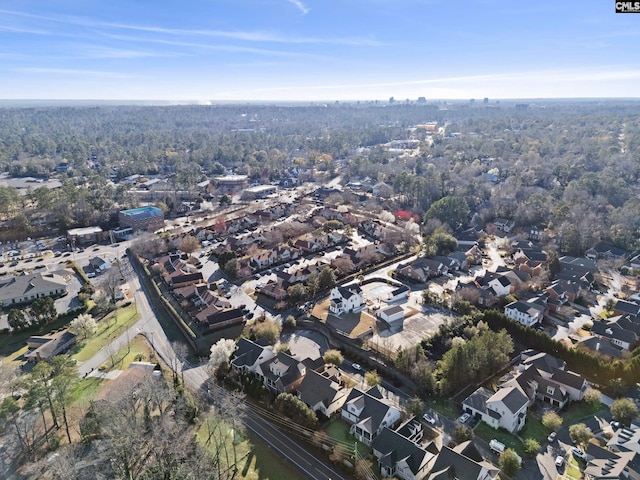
left=78, top=253, right=348, bottom=480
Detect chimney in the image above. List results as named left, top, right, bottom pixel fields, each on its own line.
left=596, top=342, right=600, bottom=351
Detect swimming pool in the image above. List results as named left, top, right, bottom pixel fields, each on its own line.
left=369, top=285, right=393, bottom=296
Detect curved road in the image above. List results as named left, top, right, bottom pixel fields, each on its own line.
left=78, top=253, right=348, bottom=480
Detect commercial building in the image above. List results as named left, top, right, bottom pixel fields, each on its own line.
left=213, top=175, right=249, bottom=194
left=119, top=206, right=165, bottom=232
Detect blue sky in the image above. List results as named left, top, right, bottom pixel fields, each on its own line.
left=1, top=0, right=639, bottom=101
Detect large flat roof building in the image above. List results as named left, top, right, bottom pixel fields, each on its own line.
left=214, top=175, right=249, bottom=194
left=119, top=206, right=165, bottom=232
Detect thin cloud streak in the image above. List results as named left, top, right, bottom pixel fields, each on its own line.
left=218, top=67, right=640, bottom=96
left=287, top=0, right=310, bottom=15
left=0, top=9, right=381, bottom=47
left=101, top=32, right=331, bottom=59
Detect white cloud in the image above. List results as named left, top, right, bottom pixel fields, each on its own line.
left=287, top=0, right=310, bottom=14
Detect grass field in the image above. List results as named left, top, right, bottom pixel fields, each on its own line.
left=427, top=396, right=460, bottom=419
left=101, top=334, right=155, bottom=371
left=520, top=415, right=548, bottom=444
left=197, top=414, right=307, bottom=480
left=324, top=417, right=369, bottom=458
left=72, top=304, right=140, bottom=362
left=561, top=402, right=605, bottom=426
left=475, top=421, right=524, bottom=455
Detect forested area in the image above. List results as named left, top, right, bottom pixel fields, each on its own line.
left=1, top=100, right=640, bottom=253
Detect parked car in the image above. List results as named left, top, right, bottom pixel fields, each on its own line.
left=457, top=413, right=471, bottom=424
left=422, top=413, right=436, bottom=425
left=555, top=456, right=565, bottom=467
left=571, top=447, right=587, bottom=460
left=548, top=432, right=557, bottom=443
left=610, top=420, right=621, bottom=429
left=351, top=363, right=362, bottom=371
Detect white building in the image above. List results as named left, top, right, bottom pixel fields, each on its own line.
left=504, top=300, right=545, bottom=327
left=330, top=285, right=365, bottom=315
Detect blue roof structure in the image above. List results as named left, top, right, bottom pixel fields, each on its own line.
left=120, top=206, right=163, bottom=219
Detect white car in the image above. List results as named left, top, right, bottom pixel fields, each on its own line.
left=457, top=413, right=471, bottom=424
left=422, top=413, right=436, bottom=425
left=571, top=447, right=587, bottom=460
left=351, top=363, right=362, bottom=371
left=555, top=456, right=564, bottom=467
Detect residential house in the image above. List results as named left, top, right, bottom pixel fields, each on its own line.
left=577, top=336, right=625, bottom=358
left=341, top=386, right=402, bottom=445
left=448, top=251, right=470, bottom=271
left=513, top=350, right=589, bottom=406
left=372, top=419, right=439, bottom=480
left=396, top=257, right=445, bottom=283
left=259, top=280, right=288, bottom=301
left=493, top=218, right=515, bottom=233
left=88, top=256, right=112, bottom=273
left=591, top=320, right=638, bottom=351
left=296, top=365, right=350, bottom=417
left=198, top=307, right=245, bottom=332
left=359, top=220, right=385, bottom=240
left=230, top=338, right=276, bottom=374
left=584, top=444, right=640, bottom=480
left=373, top=182, right=394, bottom=199
left=613, top=300, right=640, bottom=318
left=0, top=272, right=68, bottom=306
left=256, top=352, right=320, bottom=394
left=586, top=243, right=629, bottom=261
left=608, top=420, right=640, bottom=455
left=558, top=256, right=596, bottom=289
left=330, top=285, right=365, bottom=315
left=24, top=331, right=77, bottom=362
left=462, top=385, right=528, bottom=433
left=427, top=442, right=500, bottom=480
left=504, top=299, right=545, bottom=327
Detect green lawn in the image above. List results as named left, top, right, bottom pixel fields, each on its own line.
left=474, top=421, right=524, bottom=456
left=72, top=304, right=140, bottom=362
left=70, top=376, right=104, bottom=405
left=197, top=415, right=307, bottom=480
left=565, top=455, right=583, bottom=480
left=324, top=417, right=369, bottom=458
left=520, top=415, right=549, bottom=444
left=101, top=334, right=154, bottom=371
left=427, top=396, right=460, bottom=419
left=561, top=402, right=606, bottom=426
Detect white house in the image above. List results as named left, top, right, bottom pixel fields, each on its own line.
left=504, top=300, right=545, bottom=327
left=462, top=385, right=529, bottom=434
left=230, top=338, right=276, bottom=374
left=330, top=285, right=365, bottom=315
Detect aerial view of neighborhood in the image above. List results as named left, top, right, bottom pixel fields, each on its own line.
left=1, top=98, right=640, bottom=480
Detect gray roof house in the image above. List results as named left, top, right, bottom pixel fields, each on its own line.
left=462, top=384, right=529, bottom=434
left=372, top=418, right=439, bottom=480
left=427, top=442, right=500, bottom=480
left=25, top=331, right=77, bottom=362
left=0, top=272, right=67, bottom=306
left=230, top=337, right=275, bottom=374
left=296, top=365, right=350, bottom=417
left=341, top=387, right=402, bottom=445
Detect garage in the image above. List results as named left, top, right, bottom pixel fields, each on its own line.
left=378, top=305, right=405, bottom=326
